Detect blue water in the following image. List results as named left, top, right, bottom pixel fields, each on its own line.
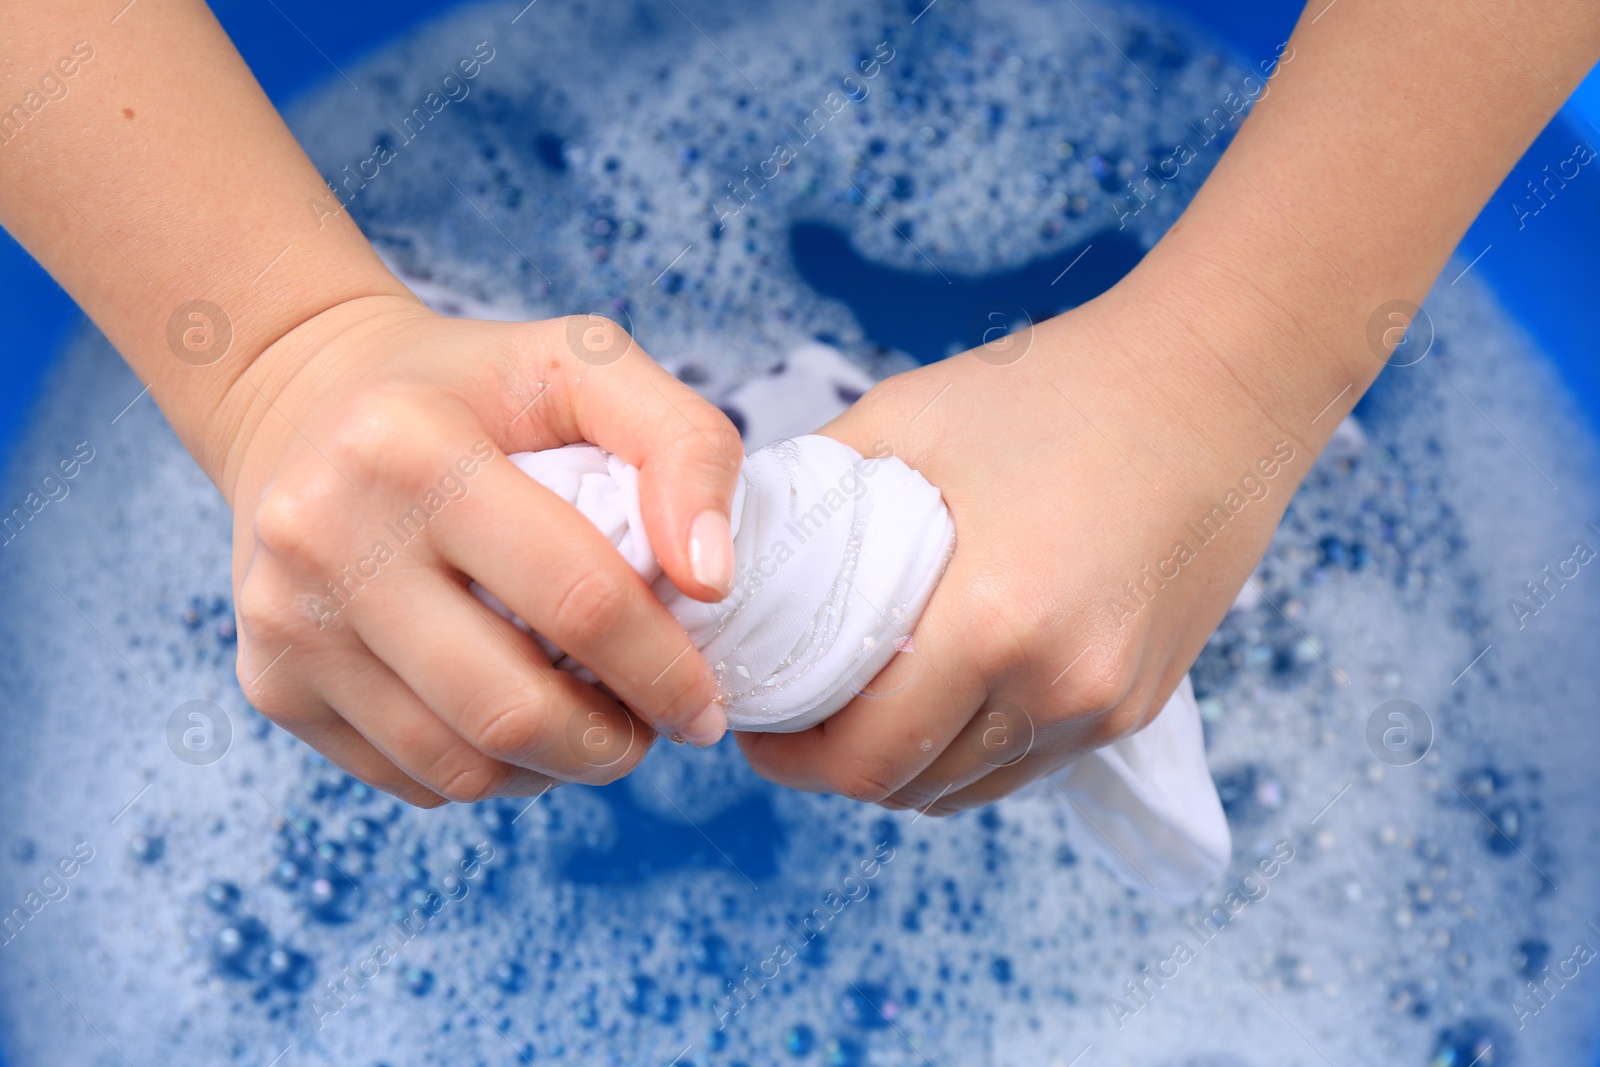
left=2, top=1, right=1598, bottom=441
left=3, top=3, right=1600, bottom=1065
left=790, top=222, right=1142, bottom=361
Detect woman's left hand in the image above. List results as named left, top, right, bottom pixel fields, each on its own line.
left=737, top=267, right=1335, bottom=815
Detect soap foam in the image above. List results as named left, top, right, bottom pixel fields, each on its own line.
left=1, top=0, right=1598, bottom=1064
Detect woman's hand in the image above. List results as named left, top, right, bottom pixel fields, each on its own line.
left=737, top=269, right=1332, bottom=815
left=736, top=0, right=1600, bottom=815
left=222, top=295, right=743, bottom=806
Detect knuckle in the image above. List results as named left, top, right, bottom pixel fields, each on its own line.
left=1056, top=670, right=1133, bottom=720
left=235, top=667, right=304, bottom=729
left=584, top=740, right=649, bottom=785
left=1048, top=640, right=1139, bottom=721
left=233, top=653, right=274, bottom=712
left=547, top=314, right=634, bottom=364
left=234, top=577, right=291, bottom=641
left=253, top=481, right=339, bottom=565
left=663, top=410, right=743, bottom=469
left=1093, top=682, right=1161, bottom=743
left=549, top=569, right=630, bottom=648
left=326, top=385, right=440, bottom=486
left=460, top=684, right=554, bottom=764
left=687, top=410, right=745, bottom=460
left=653, top=667, right=712, bottom=729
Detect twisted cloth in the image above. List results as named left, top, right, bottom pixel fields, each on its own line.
left=490, top=434, right=953, bottom=732
left=473, top=430, right=1231, bottom=900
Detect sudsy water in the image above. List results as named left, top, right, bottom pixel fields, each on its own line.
left=2, top=1, right=1599, bottom=1064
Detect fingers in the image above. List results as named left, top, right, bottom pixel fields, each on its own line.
left=431, top=444, right=726, bottom=745
left=235, top=560, right=447, bottom=808
left=913, top=754, right=1057, bottom=818
left=283, top=703, right=450, bottom=809
left=350, top=566, right=654, bottom=783
left=492, top=316, right=746, bottom=604
left=314, top=646, right=558, bottom=804
left=877, top=699, right=1040, bottom=812
left=235, top=653, right=447, bottom=808
left=737, top=603, right=986, bottom=803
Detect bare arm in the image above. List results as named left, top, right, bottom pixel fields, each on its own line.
left=0, top=1, right=404, bottom=487
left=742, top=0, right=1600, bottom=812
left=0, top=0, right=744, bottom=803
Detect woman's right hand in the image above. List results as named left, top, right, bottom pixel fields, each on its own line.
left=220, top=295, right=744, bottom=807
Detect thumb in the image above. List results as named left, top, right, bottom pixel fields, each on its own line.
left=635, top=396, right=746, bottom=604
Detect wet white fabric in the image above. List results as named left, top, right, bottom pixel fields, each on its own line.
left=477, top=434, right=955, bottom=732
left=471, top=428, right=1230, bottom=901
left=1047, top=675, right=1230, bottom=901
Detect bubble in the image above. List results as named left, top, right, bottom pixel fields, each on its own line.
left=783, top=1024, right=816, bottom=1056
left=210, top=917, right=271, bottom=980
left=491, top=960, right=528, bottom=993
left=401, top=966, right=434, bottom=996
left=825, top=1037, right=865, bottom=1066
left=840, top=983, right=893, bottom=1028
left=266, top=947, right=313, bottom=991
left=1429, top=1018, right=1505, bottom=1066
left=346, top=817, right=380, bottom=849
left=692, top=933, right=731, bottom=974
left=203, top=881, right=240, bottom=912
left=129, top=833, right=164, bottom=863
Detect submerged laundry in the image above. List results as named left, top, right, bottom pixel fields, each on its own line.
left=472, top=349, right=1230, bottom=899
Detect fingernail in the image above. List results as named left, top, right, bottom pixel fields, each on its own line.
left=680, top=698, right=727, bottom=748
left=688, top=508, right=734, bottom=596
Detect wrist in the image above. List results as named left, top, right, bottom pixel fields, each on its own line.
left=207, top=290, right=431, bottom=508
left=1102, top=204, right=1387, bottom=458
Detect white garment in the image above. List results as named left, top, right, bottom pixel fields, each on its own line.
left=486, top=434, right=955, bottom=732
left=389, top=247, right=1241, bottom=896
left=475, top=427, right=1230, bottom=901
left=1048, top=675, right=1230, bottom=901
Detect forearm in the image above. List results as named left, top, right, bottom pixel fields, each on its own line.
left=0, top=0, right=409, bottom=485
left=1114, top=0, right=1600, bottom=461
